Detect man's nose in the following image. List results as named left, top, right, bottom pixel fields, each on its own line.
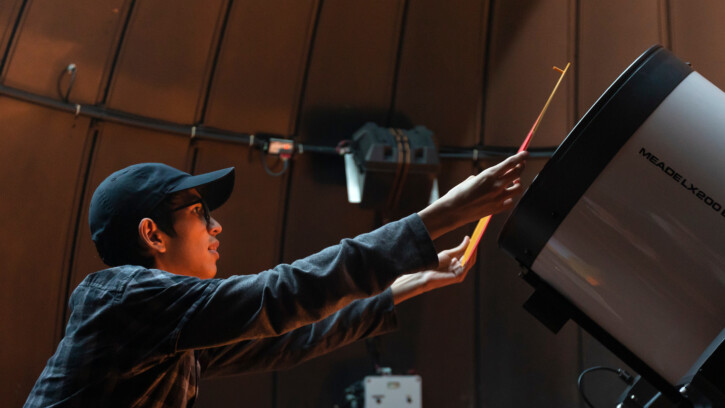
left=208, top=217, right=222, bottom=235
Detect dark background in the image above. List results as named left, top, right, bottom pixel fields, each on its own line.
left=1, top=0, right=723, bottom=406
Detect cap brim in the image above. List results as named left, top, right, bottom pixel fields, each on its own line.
left=169, top=167, right=235, bottom=211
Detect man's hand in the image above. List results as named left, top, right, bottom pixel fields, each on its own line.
left=391, top=236, right=477, bottom=305
left=418, top=151, right=527, bottom=240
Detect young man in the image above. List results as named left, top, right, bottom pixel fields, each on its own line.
left=25, top=151, right=527, bottom=407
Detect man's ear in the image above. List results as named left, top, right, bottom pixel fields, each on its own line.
left=138, top=218, right=166, bottom=255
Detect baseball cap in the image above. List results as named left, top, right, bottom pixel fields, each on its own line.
left=89, top=163, right=235, bottom=266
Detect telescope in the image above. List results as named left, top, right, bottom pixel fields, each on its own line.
left=499, top=45, right=725, bottom=407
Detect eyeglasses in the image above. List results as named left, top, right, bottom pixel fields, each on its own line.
left=171, top=198, right=211, bottom=226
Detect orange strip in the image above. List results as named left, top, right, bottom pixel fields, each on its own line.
left=519, top=63, right=571, bottom=153
left=461, top=62, right=570, bottom=266
left=461, top=215, right=490, bottom=265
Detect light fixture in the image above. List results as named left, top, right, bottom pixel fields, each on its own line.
left=345, top=122, right=439, bottom=211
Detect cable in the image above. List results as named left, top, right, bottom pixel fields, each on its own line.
left=0, top=82, right=260, bottom=144
left=56, top=63, right=77, bottom=102
left=438, top=145, right=557, bottom=159
left=578, top=366, right=635, bottom=408
left=1, top=79, right=558, bottom=182
left=261, top=150, right=290, bottom=177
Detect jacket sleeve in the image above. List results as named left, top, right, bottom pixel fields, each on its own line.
left=197, top=289, right=397, bottom=377
left=173, top=214, right=437, bottom=351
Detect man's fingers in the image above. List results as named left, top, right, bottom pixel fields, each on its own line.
left=449, top=257, right=466, bottom=280
left=502, top=161, right=525, bottom=178
left=456, top=236, right=470, bottom=257
left=443, top=236, right=470, bottom=258
left=502, top=182, right=525, bottom=202
left=457, top=235, right=470, bottom=251
left=505, top=181, right=525, bottom=194
left=492, top=151, right=528, bottom=175
left=500, top=197, right=515, bottom=210
left=499, top=183, right=525, bottom=210
left=500, top=163, right=525, bottom=186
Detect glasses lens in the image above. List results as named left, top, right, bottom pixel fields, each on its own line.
left=201, top=200, right=210, bottom=226
left=171, top=198, right=211, bottom=227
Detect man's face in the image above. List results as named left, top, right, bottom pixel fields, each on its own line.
left=158, top=189, right=222, bottom=279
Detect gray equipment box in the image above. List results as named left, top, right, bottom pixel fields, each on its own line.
left=350, top=122, right=439, bottom=211
left=364, top=375, right=422, bottom=408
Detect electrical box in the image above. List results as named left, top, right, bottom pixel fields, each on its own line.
left=347, top=122, right=439, bottom=211
left=364, top=375, right=422, bottom=408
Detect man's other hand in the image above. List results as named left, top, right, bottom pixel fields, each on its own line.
left=391, top=236, right=476, bottom=305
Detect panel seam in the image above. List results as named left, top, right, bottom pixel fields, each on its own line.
left=385, top=0, right=410, bottom=127
left=197, top=0, right=235, bottom=124
left=98, top=0, right=138, bottom=104
left=0, top=0, right=30, bottom=80
left=60, top=125, right=100, bottom=336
